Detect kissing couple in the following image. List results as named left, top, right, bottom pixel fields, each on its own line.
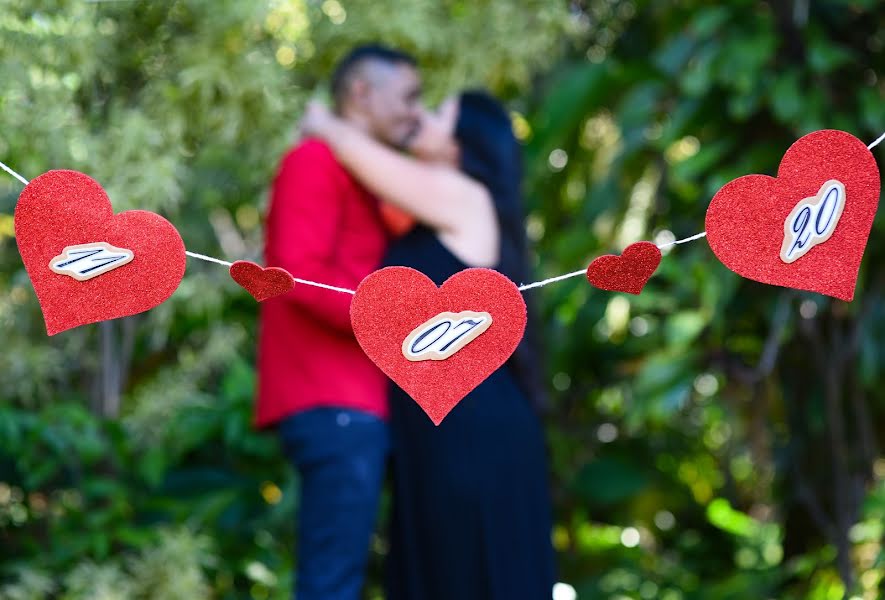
left=256, top=44, right=556, bottom=600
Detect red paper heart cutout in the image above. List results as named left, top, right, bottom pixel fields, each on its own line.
left=229, top=260, right=295, bottom=301
left=14, top=170, right=186, bottom=335
left=350, top=267, right=526, bottom=425
left=705, top=130, right=880, bottom=301
left=586, top=241, right=662, bottom=294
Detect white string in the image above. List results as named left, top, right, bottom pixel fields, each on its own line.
left=0, top=160, right=29, bottom=185
left=517, top=128, right=882, bottom=291
left=2, top=127, right=883, bottom=297
left=0, top=162, right=356, bottom=295
left=656, top=230, right=708, bottom=250
left=184, top=251, right=357, bottom=294
left=184, top=250, right=232, bottom=267
left=518, top=269, right=587, bottom=291
left=517, top=231, right=710, bottom=291
left=292, top=278, right=356, bottom=295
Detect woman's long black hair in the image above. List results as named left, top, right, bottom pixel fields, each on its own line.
left=454, top=90, right=548, bottom=411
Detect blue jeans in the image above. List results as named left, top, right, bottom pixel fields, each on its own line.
left=278, top=408, right=389, bottom=600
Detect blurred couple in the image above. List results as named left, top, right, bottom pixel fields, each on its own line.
left=256, top=45, right=555, bottom=600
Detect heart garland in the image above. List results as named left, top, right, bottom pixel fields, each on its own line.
left=350, top=267, right=526, bottom=425
left=229, top=260, right=295, bottom=301
left=705, top=129, right=880, bottom=301
left=6, top=128, right=883, bottom=422
left=14, top=170, right=186, bottom=335
left=586, top=241, right=662, bottom=294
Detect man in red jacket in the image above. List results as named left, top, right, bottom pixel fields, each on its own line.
left=258, top=45, right=421, bottom=600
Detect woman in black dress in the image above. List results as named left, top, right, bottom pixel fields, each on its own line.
left=302, top=90, right=555, bottom=599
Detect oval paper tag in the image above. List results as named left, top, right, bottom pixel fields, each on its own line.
left=401, top=310, right=493, bottom=362
left=49, top=242, right=135, bottom=281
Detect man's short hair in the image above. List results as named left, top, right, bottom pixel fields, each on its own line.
left=330, top=44, right=417, bottom=107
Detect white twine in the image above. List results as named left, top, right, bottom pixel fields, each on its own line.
left=517, top=231, right=709, bottom=290
left=0, top=163, right=355, bottom=295
left=181, top=252, right=356, bottom=293
left=2, top=127, right=883, bottom=296
left=291, top=278, right=357, bottom=295
left=655, top=230, right=708, bottom=250
left=184, top=250, right=232, bottom=267
left=519, top=128, right=882, bottom=290
left=0, top=160, right=29, bottom=185
left=518, top=269, right=587, bottom=291
left=183, top=252, right=360, bottom=294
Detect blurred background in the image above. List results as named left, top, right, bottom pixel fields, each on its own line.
left=1, top=0, right=884, bottom=598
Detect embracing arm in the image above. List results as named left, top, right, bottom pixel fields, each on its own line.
left=307, top=108, right=496, bottom=239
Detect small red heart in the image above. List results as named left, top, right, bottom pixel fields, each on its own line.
left=350, top=267, right=526, bottom=425
left=705, top=130, right=880, bottom=301
left=586, top=241, right=662, bottom=294
left=15, top=170, right=186, bottom=335
left=229, top=260, right=295, bottom=301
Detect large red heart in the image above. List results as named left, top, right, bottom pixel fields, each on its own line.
left=705, top=130, right=880, bottom=301
left=586, top=241, right=662, bottom=294
left=350, top=267, right=526, bottom=425
left=229, top=260, right=294, bottom=301
left=14, top=170, right=186, bottom=335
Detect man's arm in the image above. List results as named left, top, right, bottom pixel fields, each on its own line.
left=265, top=141, right=366, bottom=333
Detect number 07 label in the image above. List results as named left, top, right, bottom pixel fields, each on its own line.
left=402, top=311, right=493, bottom=362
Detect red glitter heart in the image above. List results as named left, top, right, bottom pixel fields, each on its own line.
left=705, top=130, right=880, bottom=301
left=350, top=267, right=526, bottom=425
left=15, top=170, right=186, bottom=335
left=229, top=260, right=295, bottom=302
left=586, top=241, right=662, bottom=294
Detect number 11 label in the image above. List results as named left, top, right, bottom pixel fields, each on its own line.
left=50, top=242, right=135, bottom=281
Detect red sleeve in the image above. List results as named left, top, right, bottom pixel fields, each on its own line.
left=265, top=140, right=359, bottom=334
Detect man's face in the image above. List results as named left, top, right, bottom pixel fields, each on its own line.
left=355, top=62, right=422, bottom=148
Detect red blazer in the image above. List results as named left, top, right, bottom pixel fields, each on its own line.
left=256, top=139, right=389, bottom=427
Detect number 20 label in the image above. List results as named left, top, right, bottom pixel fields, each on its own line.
left=780, top=180, right=845, bottom=264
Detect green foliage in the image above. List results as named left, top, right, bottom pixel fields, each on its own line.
left=1, top=0, right=884, bottom=599
left=0, top=366, right=293, bottom=598
left=524, top=1, right=884, bottom=598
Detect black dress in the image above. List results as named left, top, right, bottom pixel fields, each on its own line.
left=384, top=225, right=556, bottom=600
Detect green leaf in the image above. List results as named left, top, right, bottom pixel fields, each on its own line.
left=529, top=62, right=616, bottom=152
left=690, top=6, right=732, bottom=37
left=770, top=71, right=803, bottom=123
left=807, top=34, right=854, bottom=74
left=572, top=456, right=649, bottom=505
left=706, top=498, right=758, bottom=538
left=665, top=310, right=708, bottom=346
left=140, top=447, right=167, bottom=489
